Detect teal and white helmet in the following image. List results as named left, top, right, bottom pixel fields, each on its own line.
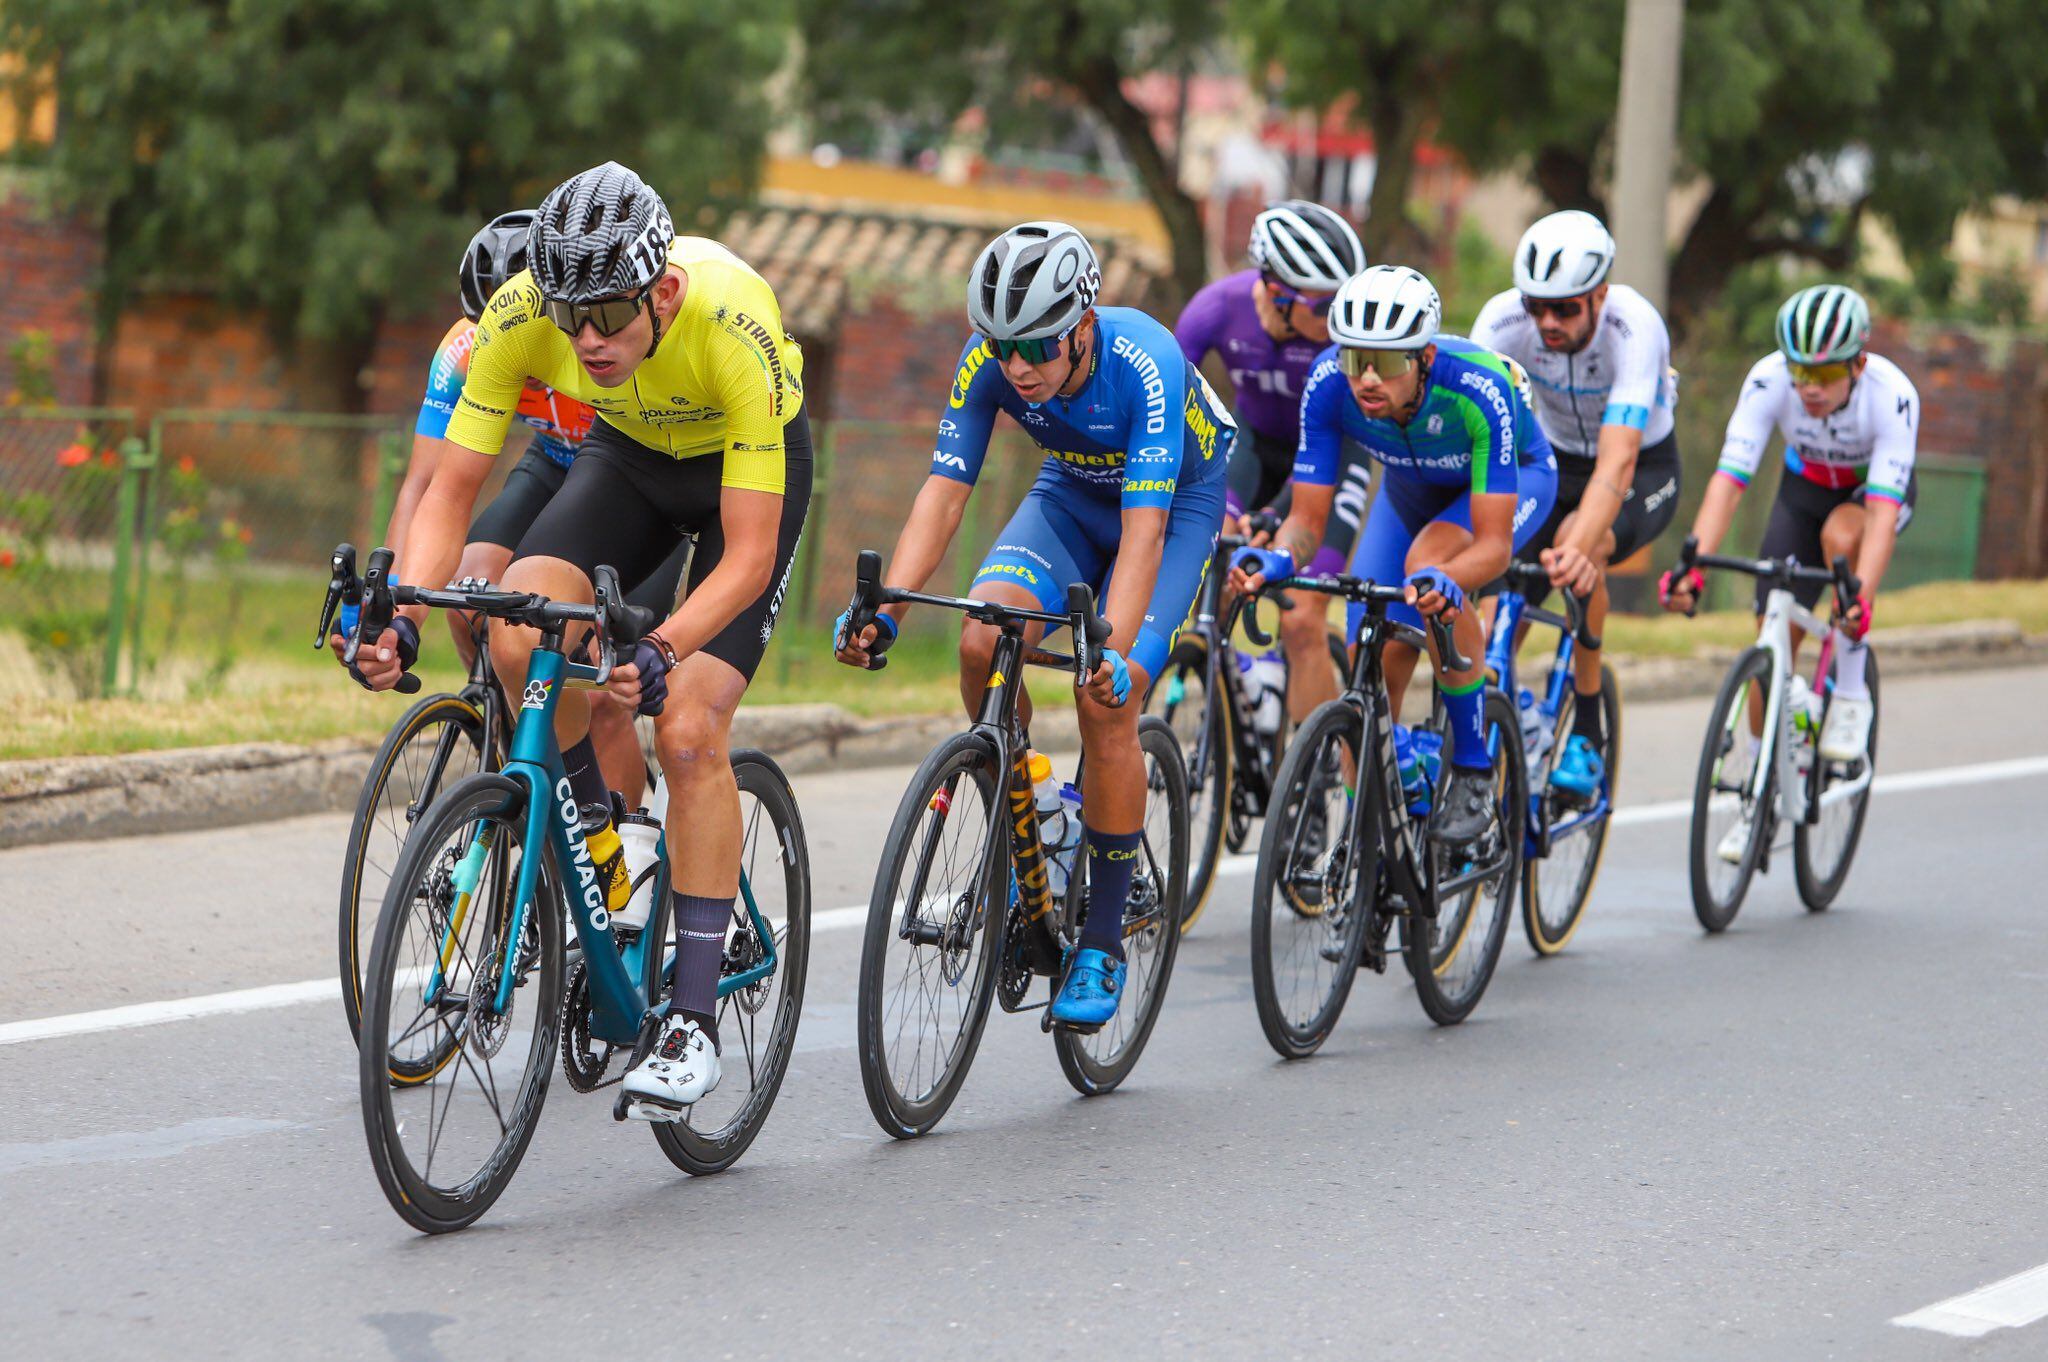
left=1776, top=284, right=1870, bottom=365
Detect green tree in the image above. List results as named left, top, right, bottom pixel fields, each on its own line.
left=796, top=0, right=1218, bottom=303
left=2, top=0, right=790, bottom=404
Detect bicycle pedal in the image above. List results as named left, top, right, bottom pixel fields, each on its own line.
left=621, top=1095, right=687, bottom=1125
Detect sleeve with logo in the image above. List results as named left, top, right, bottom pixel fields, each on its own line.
left=702, top=270, right=796, bottom=495
left=930, top=334, right=1001, bottom=487
left=445, top=279, right=548, bottom=457
left=1291, top=352, right=1346, bottom=488
left=1865, top=363, right=1919, bottom=505
left=1600, top=292, right=1671, bottom=432
left=1716, top=355, right=1783, bottom=488
left=415, top=320, right=474, bottom=439
left=1115, top=321, right=1189, bottom=511
left=1451, top=359, right=1520, bottom=498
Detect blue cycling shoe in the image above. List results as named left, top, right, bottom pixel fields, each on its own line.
left=1050, top=948, right=1126, bottom=1030
left=1550, top=733, right=1605, bottom=798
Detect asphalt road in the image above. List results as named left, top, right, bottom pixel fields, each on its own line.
left=4, top=665, right=2046, bottom=1360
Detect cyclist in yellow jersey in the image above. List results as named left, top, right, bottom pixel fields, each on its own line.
left=351, top=162, right=811, bottom=1113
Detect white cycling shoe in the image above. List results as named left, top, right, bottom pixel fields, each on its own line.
left=1819, top=695, right=1873, bottom=763
left=622, top=1016, right=720, bottom=1118
left=1716, top=812, right=1756, bottom=865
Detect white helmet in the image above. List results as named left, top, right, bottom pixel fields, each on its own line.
left=1248, top=200, right=1366, bottom=293
left=1328, top=265, right=1441, bottom=350
left=1514, top=209, right=1616, bottom=300
left=966, top=221, right=1102, bottom=341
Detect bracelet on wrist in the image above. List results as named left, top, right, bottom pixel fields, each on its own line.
left=649, top=631, right=680, bottom=669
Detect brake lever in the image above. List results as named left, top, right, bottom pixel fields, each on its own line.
left=316, top=542, right=360, bottom=649
left=1429, top=614, right=1472, bottom=673
left=1066, top=582, right=1112, bottom=690
left=1241, top=592, right=1275, bottom=648
left=356, top=546, right=421, bottom=695
left=846, top=548, right=891, bottom=672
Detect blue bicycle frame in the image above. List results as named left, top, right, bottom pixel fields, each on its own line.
left=424, top=646, right=778, bottom=1048
left=1486, top=590, right=1612, bottom=854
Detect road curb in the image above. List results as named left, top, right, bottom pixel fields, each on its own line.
left=2, top=621, right=2039, bottom=851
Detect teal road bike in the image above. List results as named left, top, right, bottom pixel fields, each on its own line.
left=325, top=546, right=812, bottom=1234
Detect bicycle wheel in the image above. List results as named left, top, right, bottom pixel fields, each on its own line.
left=1147, top=635, right=1229, bottom=931
left=653, top=751, right=813, bottom=1175
left=857, top=732, right=1007, bottom=1138
left=1054, top=716, right=1188, bottom=1094
left=1249, top=699, right=1377, bottom=1058
left=1522, top=664, right=1621, bottom=956
left=359, top=772, right=564, bottom=1234
left=1796, top=651, right=1879, bottom=911
left=1406, top=690, right=1524, bottom=1025
left=1689, top=647, right=1776, bottom=932
left=339, top=690, right=493, bottom=1046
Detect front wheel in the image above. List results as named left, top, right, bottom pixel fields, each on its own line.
left=359, top=772, right=563, bottom=1234
left=1689, top=647, right=1776, bottom=933
left=1522, top=665, right=1621, bottom=956
left=1054, top=716, right=1188, bottom=1095
left=652, top=750, right=813, bottom=1175
left=1795, top=651, right=1879, bottom=911
left=1146, top=635, right=1229, bottom=932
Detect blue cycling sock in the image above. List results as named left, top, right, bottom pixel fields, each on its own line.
left=1079, top=827, right=1142, bottom=960
left=1441, top=676, right=1490, bottom=771
left=669, top=892, right=731, bottom=1049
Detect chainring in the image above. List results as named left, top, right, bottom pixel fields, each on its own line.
left=559, top=953, right=613, bottom=1092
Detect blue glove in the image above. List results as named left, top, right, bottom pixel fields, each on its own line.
left=337, top=598, right=360, bottom=639
left=345, top=615, right=419, bottom=690
left=1404, top=568, right=1465, bottom=614
left=834, top=607, right=896, bottom=656
left=626, top=637, right=671, bottom=717
left=1098, top=647, right=1132, bottom=707
left=1231, top=545, right=1295, bottom=585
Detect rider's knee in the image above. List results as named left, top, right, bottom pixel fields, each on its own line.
left=1075, top=690, right=1139, bottom=743
left=653, top=694, right=734, bottom=779
left=1278, top=596, right=1327, bottom=653
left=959, top=620, right=999, bottom=677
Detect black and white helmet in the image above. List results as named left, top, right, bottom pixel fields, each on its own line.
left=966, top=221, right=1102, bottom=341
left=528, top=162, right=675, bottom=304
left=458, top=210, right=534, bottom=323
left=1247, top=200, right=1366, bottom=292
left=1328, top=265, right=1441, bottom=350
left=1514, top=209, right=1616, bottom=300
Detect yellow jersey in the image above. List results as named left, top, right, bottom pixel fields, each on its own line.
left=446, top=236, right=805, bottom=495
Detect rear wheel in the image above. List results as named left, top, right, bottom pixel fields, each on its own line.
left=1054, top=717, right=1188, bottom=1094
left=1147, top=635, right=1229, bottom=931
left=1690, top=647, right=1776, bottom=933
left=1796, top=652, right=1879, bottom=911
left=1522, top=665, right=1621, bottom=956
left=856, top=733, right=1006, bottom=1138
left=1249, top=699, right=1375, bottom=1058
left=1405, top=690, right=1523, bottom=1025
left=651, top=751, right=813, bottom=1175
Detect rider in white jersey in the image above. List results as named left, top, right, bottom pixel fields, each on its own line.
left=1472, top=210, right=1682, bottom=797
left=1661, top=284, right=1915, bottom=800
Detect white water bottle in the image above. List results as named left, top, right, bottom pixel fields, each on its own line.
left=1787, top=674, right=1822, bottom=736
left=611, top=813, right=663, bottom=932
left=1516, top=688, right=1550, bottom=763
left=1242, top=649, right=1287, bottom=736
left=1028, top=753, right=1074, bottom=898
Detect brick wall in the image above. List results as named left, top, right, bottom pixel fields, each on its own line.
left=1871, top=319, right=2048, bottom=578
left=0, top=179, right=101, bottom=406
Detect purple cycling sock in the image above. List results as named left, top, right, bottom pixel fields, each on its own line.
left=669, top=892, right=731, bottom=1050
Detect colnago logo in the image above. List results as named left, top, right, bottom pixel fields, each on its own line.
left=1110, top=335, right=1168, bottom=435
left=950, top=342, right=992, bottom=408
left=555, top=777, right=609, bottom=930
left=522, top=679, right=551, bottom=709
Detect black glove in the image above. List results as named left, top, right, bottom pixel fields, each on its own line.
left=346, top=615, right=419, bottom=690
left=628, top=637, right=671, bottom=717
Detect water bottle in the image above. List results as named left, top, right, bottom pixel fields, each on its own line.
left=1028, top=753, right=1082, bottom=898
left=1410, top=730, right=1444, bottom=815
left=1517, top=687, right=1552, bottom=765
left=611, top=813, right=664, bottom=932
left=1787, top=674, right=1822, bottom=736
left=1239, top=648, right=1287, bottom=736
left=1393, top=723, right=1435, bottom=816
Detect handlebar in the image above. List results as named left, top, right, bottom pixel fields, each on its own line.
left=1501, top=561, right=1602, bottom=650
left=1244, top=571, right=1470, bottom=673
left=318, top=544, right=657, bottom=692
left=836, top=549, right=1112, bottom=691
left=1669, top=534, right=1861, bottom=619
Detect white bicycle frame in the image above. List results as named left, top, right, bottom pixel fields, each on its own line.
left=1739, top=585, right=1874, bottom=828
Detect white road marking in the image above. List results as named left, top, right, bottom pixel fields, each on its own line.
left=1894, top=1261, right=2048, bottom=1337
left=5, top=753, right=2047, bottom=1050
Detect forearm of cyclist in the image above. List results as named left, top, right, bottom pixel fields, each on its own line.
left=1564, top=423, right=1643, bottom=558
left=1273, top=482, right=1333, bottom=570
left=879, top=475, right=973, bottom=631
left=1853, top=495, right=1902, bottom=600
left=1102, top=507, right=1167, bottom=665
left=652, top=487, right=782, bottom=660
left=382, top=433, right=447, bottom=558
left=396, top=445, right=493, bottom=628
left=1686, top=472, right=1746, bottom=556
left=1444, top=492, right=1515, bottom=594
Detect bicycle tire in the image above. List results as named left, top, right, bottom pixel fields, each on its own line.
left=1406, top=689, right=1524, bottom=1025
left=1522, top=664, right=1621, bottom=956
left=856, top=731, right=1007, bottom=1138
left=1146, top=635, right=1229, bottom=931
left=1054, top=717, right=1188, bottom=1094
left=1795, top=652, right=1880, bottom=911
left=1249, top=699, right=1376, bottom=1058
left=654, top=750, right=813, bottom=1174
left=1689, top=647, right=1776, bottom=932
left=359, top=772, right=564, bottom=1234
left=339, top=690, right=493, bottom=1047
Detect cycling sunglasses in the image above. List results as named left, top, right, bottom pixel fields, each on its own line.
left=1339, top=347, right=1417, bottom=380
left=1788, top=359, right=1854, bottom=386
left=984, top=328, right=1071, bottom=365
left=1521, top=295, right=1586, bottom=321
left=543, top=286, right=650, bottom=339
left=1263, top=275, right=1335, bottom=317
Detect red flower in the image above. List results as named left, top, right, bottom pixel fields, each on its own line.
left=177, top=456, right=197, bottom=475
left=100, top=449, right=118, bottom=467
left=56, top=443, right=90, bottom=467
left=0, top=549, right=16, bottom=570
